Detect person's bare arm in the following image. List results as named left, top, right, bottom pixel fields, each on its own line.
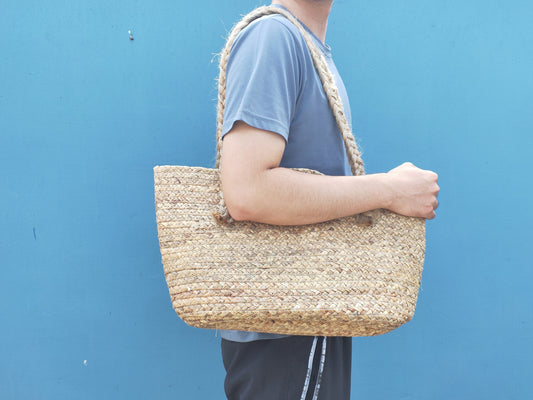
left=220, top=121, right=439, bottom=225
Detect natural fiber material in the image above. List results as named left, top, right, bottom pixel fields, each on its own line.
left=155, top=166, right=425, bottom=336
left=154, top=6, right=426, bottom=337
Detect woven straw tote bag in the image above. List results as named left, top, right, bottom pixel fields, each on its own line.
left=154, top=6, right=426, bottom=337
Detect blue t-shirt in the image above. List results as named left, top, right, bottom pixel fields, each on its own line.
left=220, top=7, right=353, bottom=342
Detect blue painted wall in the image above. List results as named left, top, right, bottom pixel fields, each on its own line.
left=1, top=1, right=532, bottom=398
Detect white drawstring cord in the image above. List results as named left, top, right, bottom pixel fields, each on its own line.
left=300, top=336, right=327, bottom=400
left=311, top=337, right=327, bottom=400
left=300, top=337, right=318, bottom=400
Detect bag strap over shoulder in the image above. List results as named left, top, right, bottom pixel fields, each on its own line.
left=215, top=5, right=365, bottom=177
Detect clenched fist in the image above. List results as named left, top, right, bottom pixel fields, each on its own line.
left=384, top=162, right=440, bottom=219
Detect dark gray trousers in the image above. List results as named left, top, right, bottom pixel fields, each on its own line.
left=221, top=336, right=351, bottom=400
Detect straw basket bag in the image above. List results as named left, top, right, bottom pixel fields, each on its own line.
left=154, top=6, right=426, bottom=337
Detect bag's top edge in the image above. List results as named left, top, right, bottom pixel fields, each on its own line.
left=154, top=165, right=217, bottom=171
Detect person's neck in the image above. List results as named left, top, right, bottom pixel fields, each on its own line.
left=273, top=0, right=333, bottom=44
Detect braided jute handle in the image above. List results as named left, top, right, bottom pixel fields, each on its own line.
left=214, top=5, right=366, bottom=222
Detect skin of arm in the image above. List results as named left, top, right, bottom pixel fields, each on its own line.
left=220, top=121, right=439, bottom=226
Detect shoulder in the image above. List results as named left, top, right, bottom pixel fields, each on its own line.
left=232, top=14, right=308, bottom=56
left=249, top=14, right=303, bottom=36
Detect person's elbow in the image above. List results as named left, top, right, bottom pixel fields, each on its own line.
left=221, top=181, right=260, bottom=222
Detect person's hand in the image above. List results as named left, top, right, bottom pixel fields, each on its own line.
left=384, top=162, right=440, bottom=219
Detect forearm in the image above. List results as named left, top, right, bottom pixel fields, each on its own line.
left=222, top=166, right=391, bottom=225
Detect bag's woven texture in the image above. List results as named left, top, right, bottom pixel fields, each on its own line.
left=154, top=6, right=426, bottom=337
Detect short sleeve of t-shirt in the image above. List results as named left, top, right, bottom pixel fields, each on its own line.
left=222, top=16, right=303, bottom=141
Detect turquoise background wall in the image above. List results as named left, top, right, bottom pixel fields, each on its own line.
left=1, top=0, right=532, bottom=399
